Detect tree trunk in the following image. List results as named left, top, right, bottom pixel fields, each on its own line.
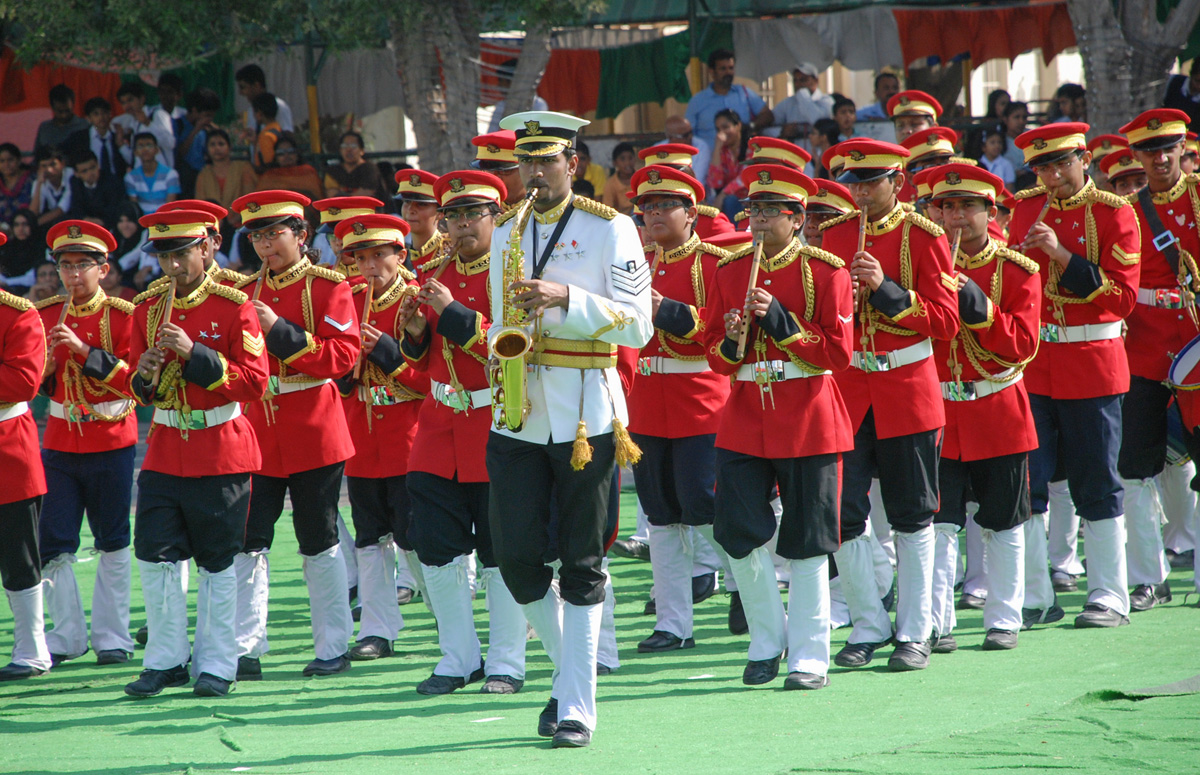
left=907, top=62, right=964, bottom=122
left=504, top=24, right=553, bottom=115
left=1067, top=0, right=1200, bottom=136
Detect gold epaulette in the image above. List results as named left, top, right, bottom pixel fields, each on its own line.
left=800, top=245, right=845, bottom=269
left=1123, top=191, right=1138, bottom=205
left=1089, top=187, right=1132, bottom=210
left=306, top=264, right=346, bottom=283
left=1014, top=185, right=1047, bottom=200
left=133, top=284, right=170, bottom=305
left=573, top=196, right=618, bottom=220
left=34, top=294, right=68, bottom=311
left=901, top=202, right=916, bottom=212
left=215, top=268, right=251, bottom=285
left=104, top=297, right=136, bottom=315
left=642, top=242, right=659, bottom=255
left=352, top=283, right=368, bottom=296
left=145, top=275, right=171, bottom=293
left=398, top=264, right=416, bottom=282
left=997, top=245, right=1039, bottom=275
left=716, top=244, right=755, bottom=267
left=949, top=156, right=978, bottom=166
left=818, top=209, right=862, bottom=232
left=418, top=256, right=443, bottom=273
left=696, top=204, right=721, bottom=219
left=905, top=210, right=945, bottom=237
left=233, top=273, right=258, bottom=291
left=208, top=284, right=249, bottom=304
left=733, top=210, right=747, bottom=223
left=697, top=241, right=730, bottom=261
left=495, top=207, right=520, bottom=226
left=2, top=291, right=35, bottom=312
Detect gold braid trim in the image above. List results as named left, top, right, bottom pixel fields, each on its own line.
left=306, top=264, right=348, bottom=283
left=34, top=294, right=68, bottom=311
left=1014, top=185, right=1047, bottom=201
left=697, top=241, right=730, bottom=263
left=817, top=209, right=862, bottom=232
left=59, top=305, right=134, bottom=425
left=750, top=240, right=825, bottom=376
left=1044, top=199, right=1112, bottom=308
left=104, top=296, right=135, bottom=315
left=864, top=220, right=921, bottom=342
left=655, top=247, right=709, bottom=362
left=572, top=196, right=618, bottom=220
left=208, top=285, right=249, bottom=304
left=716, top=244, right=755, bottom=267
left=955, top=246, right=1038, bottom=384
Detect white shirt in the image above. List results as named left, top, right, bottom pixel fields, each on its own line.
left=35, top=168, right=74, bottom=214
left=488, top=197, right=653, bottom=444
left=113, top=110, right=176, bottom=168
left=773, top=88, right=834, bottom=132
left=245, top=96, right=295, bottom=133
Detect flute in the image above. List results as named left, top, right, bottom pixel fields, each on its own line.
left=948, top=227, right=963, bottom=264
left=53, top=296, right=72, bottom=346
left=649, top=244, right=664, bottom=277
left=1021, top=196, right=1054, bottom=246
left=251, top=262, right=267, bottom=302
left=395, top=237, right=461, bottom=334
left=853, top=207, right=870, bottom=332
left=734, top=237, right=765, bottom=360
left=150, top=277, right=177, bottom=390
left=352, top=278, right=376, bottom=380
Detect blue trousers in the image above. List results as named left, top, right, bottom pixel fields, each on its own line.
left=1028, top=392, right=1123, bottom=520
left=39, top=446, right=135, bottom=564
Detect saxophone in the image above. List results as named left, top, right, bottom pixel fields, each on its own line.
left=489, top=188, right=540, bottom=431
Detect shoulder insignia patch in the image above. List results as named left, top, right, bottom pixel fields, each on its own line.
left=573, top=196, right=618, bottom=220
left=145, top=275, right=171, bottom=293
left=104, top=297, right=136, bottom=315
left=242, top=330, right=265, bottom=357
left=905, top=211, right=945, bottom=237
left=418, top=256, right=443, bottom=273
left=611, top=257, right=651, bottom=296
left=997, top=246, right=1040, bottom=275
left=34, top=294, right=68, bottom=311
left=1, top=290, right=36, bottom=312
left=800, top=246, right=845, bottom=269
left=233, top=273, right=259, bottom=291
left=818, top=210, right=862, bottom=232
left=1111, top=244, right=1140, bottom=266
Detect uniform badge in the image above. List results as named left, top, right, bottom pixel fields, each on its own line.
left=524, top=120, right=542, bottom=136
left=352, top=222, right=367, bottom=236
left=656, top=150, right=669, bottom=159
left=449, top=178, right=465, bottom=193
left=409, top=173, right=422, bottom=187
left=750, top=143, right=761, bottom=155
left=68, top=225, right=82, bottom=239
left=1101, top=139, right=1113, bottom=149
left=849, top=150, right=866, bottom=161
left=327, top=206, right=341, bottom=216
left=758, top=170, right=773, bottom=185
left=1148, top=118, right=1163, bottom=131
left=486, top=143, right=500, bottom=154
left=155, top=223, right=170, bottom=233
left=647, top=169, right=662, bottom=185
left=246, top=201, right=261, bottom=213
left=946, top=172, right=961, bottom=185
left=899, top=95, right=911, bottom=106
left=926, top=135, right=939, bottom=146
left=1032, top=138, right=1048, bottom=151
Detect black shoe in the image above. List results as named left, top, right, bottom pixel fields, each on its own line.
left=1051, top=572, right=1079, bottom=593
left=982, top=629, right=1019, bottom=650
left=351, top=606, right=361, bottom=623
left=1167, top=549, right=1194, bottom=570
left=1074, top=603, right=1130, bottom=628
left=610, top=539, right=650, bottom=561
left=1130, top=582, right=1172, bottom=612
left=124, top=665, right=190, bottom=697
left=956, top=592, right=986, bottom=610
left=881, top=579, right=896, bottom=613
left=637, top=630, right=695, bottom=653
left=692, top=572, right=717, bottom=603
left=193, top=672, right=234, bottom=697
left=96, top=649, right=131, bottom=665
left=135, top=626, right=148, bottom=646
left=396, top=586, right=417, bottom=605
left=236, top=656, right=262, bottom=681
left=302, top=653, right=351, bottom=677
left=348, top=636, right=393, bottom=661
left=348, top=585, right=358, bottom=606
left=931, top=634, right=958, bottom=654
left=742, top=654, right=782, bottom=685
left=480, top=674, right=523, bottom=694
left=783, top=671, right=829, bottom=690
left=834, top=640, right=885, bottom=668
left=417, top=665, right=484, bottom=695
left=728, top=591, right=748, bottom=635
left=552, top=719, right=592, bottom=748
left=1021, top=603, right=1066, bottom=631
left=0, top=662, right=47, bottom=681
left=642, top=596, right=656, bottom=616
left=596, top=664, right=616, bottom=676
left=538, top=698, right=559, bottom=737
left=51, top=651, right=86, bottom=667
left=888, top=640, right=932, bottom=671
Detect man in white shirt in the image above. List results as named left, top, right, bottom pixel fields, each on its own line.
left=236, top=64, right=295, bottom=135
left=773, top=63, right=834, bottom=143
left=111, top=82, right=175, bottom=169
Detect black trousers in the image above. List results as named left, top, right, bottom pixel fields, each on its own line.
left=937, top=453, right=1032, bottom=531
left=487, top=432, right=614, bottom=607
left=347, top=475, right=413, bottom=551
left=1028, top=393, right=1123, bottom=520
left=714, top=449, right=841, bottom=561
left=631, top=433, right=717, bottom=527
left=0, top=497, right=42, bottom=592
left=244, top=462, right=344, bottom=556
left=134, top=471, right=251, bottom=573
left=1119, top=375, right=1200, bottom=485
left=407, top=472, right=493, bottom=568
left=841, top=409, right=941, bottom=541
left=40, top=446, right=135, bottom=563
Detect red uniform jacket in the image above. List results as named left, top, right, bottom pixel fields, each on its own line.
left=237, top=259, right=359, bottom=477
left=935, top=239, right=1041, bottom=461
left=628, top=235, right=730, bottom=438
left=403, top=252, right=493, bottom=482
left=703, top=238, right=854, bottom=459
left=129, top=277, right=268, bottom=477
left=695, top=204, right=735, bottom=240
left=0, top=293, right=47, bottom=504
left=822, top=205, right=960, bottom=439
left=339, top=275, right=428, bottom=479
left=1007, top=180, right=1141, bottom=399
left=37, top=291, right=138, bottom=454
left=411, top=233, right=446, bottom=281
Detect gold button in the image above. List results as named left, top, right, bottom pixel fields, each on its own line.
left=459, top=282, right=467, bottom=288
left=178, top=315, right=185, bottom=320
left=866, top=241, right=874, bottom=248
left=764, top=279, right=772, bottom=285
left=1054, top=218, right=1062, bottom=224
left=272, top=297, right=280, bottom=302
left=71, top=323, right=78, bottom=329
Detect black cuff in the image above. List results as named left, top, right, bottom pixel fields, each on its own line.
left=435, top=301, right=480, bottom=348
left=1058, top=253, right=1104, bottom=298
left=757, top=298, right=800, bottom=342
left=40, top=373, right=57, bottom=398
left=264, top=317, right=310, bottom=361
left=869, top=277, right=913, bottom=319
left=366, top=332, right=404, bottom=375
left=958, top=278, right=991, bottom=326
left=181, top=342, right=224, bottom=388
left=654, top=297, right=697, bottom=338
left=131, top=373, right=156, bottom=403
left=401, top=327, right=431, bottom=360
left=335, top=374, right=357, bottom=397
left=81, top=347, right=120, bottom=381
left=719, top=335, right=741, bottom=362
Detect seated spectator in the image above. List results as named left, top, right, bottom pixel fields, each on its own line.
left=113, top=80, right=176, bottom=168
left=257, top=133, right=323, bottom=201
left=110, top=202, right=146, bottom=286
left=602, top=142, right=638, bottom=215
left=978, top=126, right=1016, bottom=187
left=807, top=118, right=840, bottom=179
left=194, top=128, right=259, bottom=214
left=574, top=142, right=608, bottom=197
left=706, top=108, right=749, bottom=219
left=64, top=97, right=127, bottom=184
left=24, top=260, right=62, bottom=304
left=124, top=132, right=180, bottom=214
left=98, top=256, right=138, bottom=302
left=0, top=143, right=34, bottom=228
left=323, top=131, right=388, bottom=202
left=30, top=146, right=73, bottom=227
left=35, top=84, right=89, bottom=154
left=1053, top=83, right=1087, bottom=123
left=68, top=151, right=122, bottom=228
left=251, top=92, right=283, bottom=170
left=572, top=179, right=595, bottom=199
left=774, top=63, right=834, bottom=142
left=834, top=96, right=858, bottom=141
left=0, top=209, right=45, bottom=294
left=174, top=87, right=222, bottom=198
left=151, top=73, right=187, bottom=127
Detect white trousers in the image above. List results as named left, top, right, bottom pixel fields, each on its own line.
left=193, top=565, right=238, bottom=681
left=422, top=555, right=481, bottom=679
left=1048, top=481, right=1084, bottom=576
left=893, top=527, right=934, bottom=643
left=234, top=550, right=270, bottom=658
left=1121, top=478, right=1169, bottom=587
left=480, top=566, right=526, bottom=680
left=981, top=526, right=1024, bottom=633
left=356, top=538, right=402, bottom=641
left=1084, top=517, right=1130, bottom=615
left=930, top=523, right=959, bottom=638
left=138, top=560, right=190, bottom=671
left=1023, top=515, right=1056, bottom=611
left=303, top=544, right=353, bottom=660
left=5, top=585, right=51, bottom=671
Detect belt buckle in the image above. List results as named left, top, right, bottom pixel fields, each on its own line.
left=179, top=410, right=208, bottom=430
left=268, top=375, right=281, bottom=395
left=637, top=356, right=652, bottom=377
left=441, top=386, right=471, bottom=412
left=371, top=385, right=399, bottom=407
left=753, top=359, right=785, bottom=385
left=861, top=352, right=890, bottom=372
left=946, top=381, right=977, bottom=401
left=66, top=403, right=92, bottom=423
left=1155, top=288, right=1182, bottom=308
left=1039, top=323, right=1061, bottom=343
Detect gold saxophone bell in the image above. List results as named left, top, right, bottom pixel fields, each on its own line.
left=489, top=326, right=533, bottom=431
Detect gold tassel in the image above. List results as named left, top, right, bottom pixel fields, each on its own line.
left=612, top=418, right=642, bottom=467
left=570, top=420, right=594, bottom=471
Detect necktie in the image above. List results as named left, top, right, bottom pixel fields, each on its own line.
left=100, top=136, right=112, bottom=174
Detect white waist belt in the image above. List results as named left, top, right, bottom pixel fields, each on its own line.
left=271, top=377, right=331, bottom=395
left=638, top=356, right=712, bottom=375
left=851, top=338, right=933, bottom=372
left=1038, top=320, right=1122, bottom=344
left=49, top=399, right=133, bottom=422
left=736, top=360, right=830, bottom=383
left=153, top=403, right=241, bottom=430
left=1136, top=287, right=1187, bottom=309
left=431, top=380, right=491, bottom=411
left=0, top=402, right=29, bottom=422
left=941, top=371, right=1023, bottom=402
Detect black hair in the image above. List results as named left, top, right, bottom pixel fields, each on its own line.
left=235, top=64, right=266, bottom=87
left=875, top=72, right=900, bottom=89
left=714, top=109, right=749, bottom=162
left=572, top=179, right=595, bottom=198
left=1191, top=59, right=1200, bottom=77
left=274, top=131, right=299, bottom=152
left=498, top=58, right=518, bottom=80
left=116, top=81, right=146, bottom=100
left=251, top=92, right=278, bottom=120
left=576, top=141, right=590, bottom=156
left=33, top=146, right=66, bottom=164
left=339, top=131, right=365, bottom=150
left=813, top=117, right=839, bottom=146
left=278, top=215, right=320, bottom=262
left=0, top=142, right=22, bottom=159
left=158, top=73, right=184, bottom=92
left=707, top=49, right=735, bottom=70
left=1056, top=83, right=1085, bottom=101
left=985, top=89, right=1011, bottom=119
left=980, top=126, right=1008, bottom=153
left=833, top=96, right=857, bottom=114
left=612, top=142, right=635, bottom=162
left=1003, top=101, right=1028, bottom=118
left=132, top=132, right=158, bottom=148
left=188, top=87, right=221, bottom=114
left=73, top=150, right=98, bottom=167
left=48, top=84, right=74, bottom=105
left=83, top=97, right=111, bottom=115
left=205, top=128, right=231, bottom=150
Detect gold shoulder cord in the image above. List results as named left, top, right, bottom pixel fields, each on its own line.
left=60, top=305, right=136, bottom=431
left=751, top=238, right=825, bottom=383
left=656, top=249, right=708, bottom=361
left=947, top=242, right=1037, bottom=385
left=143, top=294, right=194, bottom=438
left=861, top=220, right=920, bottom=354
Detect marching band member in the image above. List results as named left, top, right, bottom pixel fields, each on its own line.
left=472, top=130, right=527, bottom=209
left=396, top=170, right=444, bottom=272
left=888, top=90, right=942, bottom=144
left=157, top=200, right=249, bottom=287
left=638, top=143, right=735, bottom=238
left=314, top=195, right=383, bottom=286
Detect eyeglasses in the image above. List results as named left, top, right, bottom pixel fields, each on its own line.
left=340, top=143, right=362, bottom=150
left=640, top=199, right=686, bottom=214
left=1030, top=154, right=1080, bottom=175
left=247, top=227, right=290, bottom=243
left=277, top=147, right=298, bottom=155
left=666, top=131, right=693, bottom=141
left=57, top=261, right=102, bottom=273
left=442, top=208, right=491, bottom=224
left=746, top=205, right=796, bottom=218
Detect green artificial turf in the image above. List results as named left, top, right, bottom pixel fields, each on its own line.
left=2, top=492, right=1198, bottom=774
